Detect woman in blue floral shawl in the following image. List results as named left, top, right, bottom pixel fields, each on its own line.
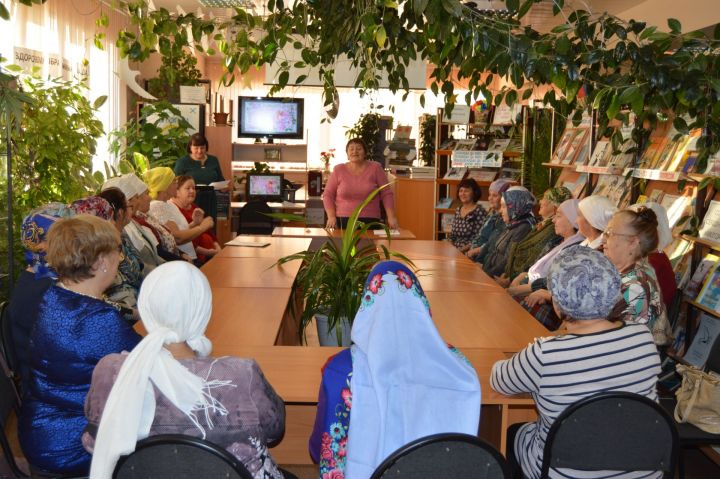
left=308, top=261, right=481, bottom=479
left=481, top=186, right=537, bottom=278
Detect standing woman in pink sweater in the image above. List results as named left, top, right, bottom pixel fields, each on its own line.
left=323, top=138, right=399, bottom=229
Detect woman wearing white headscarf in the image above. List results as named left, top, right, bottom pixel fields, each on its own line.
left=83, top=262, right=286, bottom=479
left=630, top=201, right=676, bottom=309
left=308, top=261, right=481, bottom=479
left=577, top=195, right=617, bottom=249
left=508, top=198, right=585, bottom=300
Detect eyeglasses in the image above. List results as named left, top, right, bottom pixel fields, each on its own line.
left=602, top=228, right=636, bottom=239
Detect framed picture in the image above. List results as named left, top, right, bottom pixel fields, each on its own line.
left=264, top=148, right=281, bottom=161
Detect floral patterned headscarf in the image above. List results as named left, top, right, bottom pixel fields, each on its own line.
left=346, top=260, right=481, bottom=477
left=545, top=186, right=573, bottom=205
left=69, top=196, right=114, bottom=220
left=21, top=202, right=74, bottom=279
left=501, top=186, right=536, bottom=227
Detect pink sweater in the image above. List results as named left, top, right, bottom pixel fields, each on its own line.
left=322, top=161, right=395, bottom=218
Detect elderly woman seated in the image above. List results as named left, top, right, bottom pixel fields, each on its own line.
left=9, top=203, right=73, bottom=392
left=629, top=201, right=677, bottom=311
left=603, top=207, right=673, bottom=345
left=308, top=261, right=481, bottom=478
left=18, top=215, right=141, bottom=476
left=578, top=195, right=617, bottom=249
left=499, top=186, right=572, bottom=284
left=448, top=178, right=486, bottom=252
left=84, top=261, right=287, bottom=478
left=482, top=186, right=536, bottom=278
left=508, top=198, right=585, bottom=305
left=491, top=247, right=662, bottom=479
left=466, top=178, right=513, bottom=263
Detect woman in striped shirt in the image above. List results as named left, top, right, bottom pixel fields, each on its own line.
left=491, top=246, right=662, bottom=479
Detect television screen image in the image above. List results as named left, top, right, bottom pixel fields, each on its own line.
left=247, top=174, right=284, bottom=201
left=238, top=97, right=304, bottom=140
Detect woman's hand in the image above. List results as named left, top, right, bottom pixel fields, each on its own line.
left=494, top=274, right=511, bottom=288
left=525, top=289, right=552, bottom=308
left=510, top=272, right=528, bottom=288
left=466, top=247, right=481, bottom=258
left=200, top=216, right=214, bottom=232
left=191, top=208, right=205, bottom=226
left=326, top=216, right=338, bottom=229
left=387, top=216, right=400, bottom=230
left=458, top=244, right=470, bottom=253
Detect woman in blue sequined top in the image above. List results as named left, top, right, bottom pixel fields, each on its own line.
left=18, top=215, right=141, bottom=475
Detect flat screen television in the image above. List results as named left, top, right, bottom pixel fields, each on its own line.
left=237, top=96, right=304, bottom=141
left=246, top=173, right=284, bottom=202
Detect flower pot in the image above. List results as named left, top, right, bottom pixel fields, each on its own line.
left=315, top=314, right=351, bottom=347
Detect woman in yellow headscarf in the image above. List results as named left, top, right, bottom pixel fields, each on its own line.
left=139, top=168, right=188, bottom=261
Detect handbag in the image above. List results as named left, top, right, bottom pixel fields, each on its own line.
left=674, top=363, right=720, bottom=434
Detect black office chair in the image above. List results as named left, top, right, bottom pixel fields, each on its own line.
left=0, top=302, right=18, bottom=379
left=238, top=200, right=274, bottom=235
left=370, top=433, right=511, bottom=479
left=113, top=434, right=253, bottom=479
left=540, top=391, right=678, bottom=479
left=659, top=333, right=720, bottom=478
left=0, top=347, right=27, bottom=478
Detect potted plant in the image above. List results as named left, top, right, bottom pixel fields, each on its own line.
left=275, top=185, right=412, bottom=346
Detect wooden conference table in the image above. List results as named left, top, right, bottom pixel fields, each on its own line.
left=202, top=234, right=549, bottom=463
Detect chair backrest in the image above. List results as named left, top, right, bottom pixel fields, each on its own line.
left=370, top=433, right=511, bottom=479
left=704, top=333, right=720, bottom=374
left=540, top=391, right=678, bottom=479
left=0, top=330, right=26, bottom=478
left=0, top=302, right=17, bottom=375
left=113, top=434, right=253, bottom=479
left=238, top=200, right=274, bottom=235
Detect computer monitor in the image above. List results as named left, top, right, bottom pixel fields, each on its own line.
left=246, top=173, right=284, bottom=202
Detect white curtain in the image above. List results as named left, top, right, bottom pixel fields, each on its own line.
left=1, top=0, right=130, bottom=171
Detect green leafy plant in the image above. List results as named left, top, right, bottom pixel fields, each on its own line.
left=419, top=115, right=436, bottom=166
left=346, top=112, right=382, bottom=162
left=2, top=67, right=105, bottom=222
left=147, top=48, right=202, bottom=102
left=109, top=100, right=194, bottom=169
left=275, top=185, right=412, bottom=344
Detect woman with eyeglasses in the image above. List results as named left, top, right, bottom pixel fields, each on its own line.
left=602, top=207, right=672, bottom=345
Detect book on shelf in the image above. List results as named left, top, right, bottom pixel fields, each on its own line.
left=491, top=104, right=514, bottom=125
left=703, top=152, right=720, bottom=176
left=438, top=138, right=457, bottom=151
left=683, top=313, right=720, bottom=367
left=435, top=197, right=453, bottom=209
left=588, top=140, right=612, bottom=167
left=565, top=129, right=591, bottom=165
left=698, top=200, right=720, bottom=244
left=696, top=263, right=720, bottom=311
left=679, top=152, right=697, bottom=174
left=647, top=189, right=665, bottom=204
left=570, top=174, right=589, bottom=199
left=685, top=253, right=719, bottom=299
left=606, top=142, right=636, bottom=169
left=441, top=105, right=471, bottom=124
left=659, top=194, right=691, bottom=229
left=454, top=139, right=477, bottom=151
left=499, top=168, right=521, bottom=180
left=467, top=169, right=497, bottom=182
left=639, top=135, right=666, bottom=169
left=551, top=129, right=579, bottom=164
left=489, top=138, right=511, bottom=151
left=443, top=167, right=468, bottom=180
left=441, top=213, right=454, bottom=233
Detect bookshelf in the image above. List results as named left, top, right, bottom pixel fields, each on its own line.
left=432, top=106, right=525, bottom=240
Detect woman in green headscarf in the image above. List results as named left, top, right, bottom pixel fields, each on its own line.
left=496, top=186, right=572, bottom=286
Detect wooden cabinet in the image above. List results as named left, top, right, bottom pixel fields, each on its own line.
left=394, top=178, right=435, bottom=240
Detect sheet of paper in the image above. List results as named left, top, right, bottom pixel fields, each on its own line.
left=209, top=180, right=230, bottom=190
left=373, top=229, right=400, bottom=236
left=224, top=237, right=271, bottom=247
left=180, top=85, right=207, bottom=104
